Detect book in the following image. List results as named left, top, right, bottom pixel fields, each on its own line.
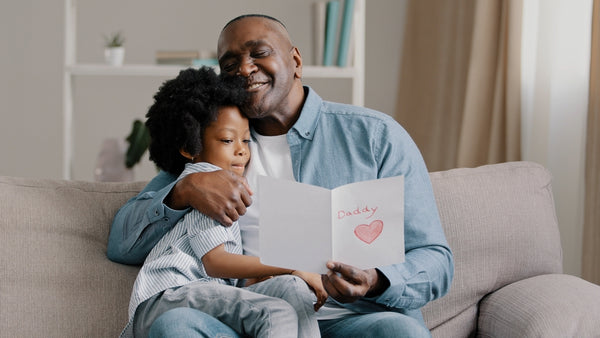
left=346, top=21, right=355, bottom=67
left=191, top=58, right=219, bottom=67
left=322, top=0, right=340, bottom=66
left=259, top=175, right=405, bottom=274
left=336, top=0, right=355, bottom=67
left=313, top=1, right=327, bottom=66
left=155, top=50, right=201, bottom=59
left=156, top=58, right=217, bottom=66
left=155, top=50, right=217, bottom=66
left=156, top=58, right=197, bottom=65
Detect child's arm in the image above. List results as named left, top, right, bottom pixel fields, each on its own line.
left=203, top=244, right=328, bottom=310
left=203, top=244, right=290, bottom=278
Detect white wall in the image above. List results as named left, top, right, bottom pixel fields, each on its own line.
left=0, top=0, right=64, bottom=178
left=521, top=0, right=592, bottom=277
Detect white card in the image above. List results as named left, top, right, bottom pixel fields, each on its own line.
left=259, top=175, right=405, bottom=273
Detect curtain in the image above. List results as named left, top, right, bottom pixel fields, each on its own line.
left=582, top=0, right=600, bottom=285
left=396, top=0, right=522, bottom=171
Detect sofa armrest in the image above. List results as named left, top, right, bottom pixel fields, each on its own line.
left=478, top=274, right=600, bottom=337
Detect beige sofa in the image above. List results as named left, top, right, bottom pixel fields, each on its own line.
left=1, top=161, right=599, bottom=337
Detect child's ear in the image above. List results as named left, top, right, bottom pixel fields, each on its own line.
left=179, top=149, right=195, bottom=162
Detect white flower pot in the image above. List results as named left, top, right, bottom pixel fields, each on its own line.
left=104, top=47, right=125, bottom=66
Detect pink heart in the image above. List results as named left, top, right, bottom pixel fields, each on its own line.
left=354, top=220, right=384, bottom=244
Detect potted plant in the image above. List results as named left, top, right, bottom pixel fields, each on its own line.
left=104, top=31, right=125, bottom=66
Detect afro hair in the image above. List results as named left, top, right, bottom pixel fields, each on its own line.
left=145, top=67, right=247, bottom=175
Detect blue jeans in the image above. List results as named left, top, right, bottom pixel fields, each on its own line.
left=318, top=312, right=431, bottom=338
left=149, top=308, right=239, bottom=338
left=140, top=275, right=319, bottom=337
left=149, top=309, right=432, bottom=338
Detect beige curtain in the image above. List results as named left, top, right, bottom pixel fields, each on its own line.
left=396, top=0, right=522, bottom=171
left=582, top=0, right=600, bottom=285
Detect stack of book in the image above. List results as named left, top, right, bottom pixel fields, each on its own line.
left=155, top=50, right=218, bottom=67
left=313, top=0, right=355, bottom=67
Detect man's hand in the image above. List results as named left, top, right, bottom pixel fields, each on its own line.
left=321, top=261, right=389, bottom=303
left=166, top=170, right=253, bottom=226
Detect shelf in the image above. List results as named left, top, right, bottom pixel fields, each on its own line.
left=67, top=64, right=188, bottom=77
left=62, top=0, right=365, bottom=180
left=303, top=65, right=359, bottom=78
left=66, top=63, right=359, bottom=78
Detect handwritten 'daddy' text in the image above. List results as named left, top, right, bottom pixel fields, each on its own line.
left=337, top=205, right=378, bottom=220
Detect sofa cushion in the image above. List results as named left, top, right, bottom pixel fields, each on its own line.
left=478, top=274, right=600, bottom=337
left=423, top=161, right=563, bottom=336
left=0, top=176, right=145, bottom=337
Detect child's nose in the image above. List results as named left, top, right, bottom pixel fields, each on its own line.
left=236, top=145, right=247, bottom=156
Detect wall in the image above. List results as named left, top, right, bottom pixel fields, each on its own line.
left=0, top=0, right=64, bottom=178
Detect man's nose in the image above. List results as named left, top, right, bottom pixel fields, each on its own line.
left=238, top=59, right=257, bottom=77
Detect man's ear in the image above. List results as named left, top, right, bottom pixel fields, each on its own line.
left=292, top=47, right=302, bottom=79
left=179, top=149, right=195, bottom=161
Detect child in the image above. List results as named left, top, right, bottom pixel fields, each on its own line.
left=121, top=67, right=326, bottom=338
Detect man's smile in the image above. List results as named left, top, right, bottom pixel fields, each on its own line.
left=246, top=81, right=268, bottom=91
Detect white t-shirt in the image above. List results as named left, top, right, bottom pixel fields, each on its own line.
left=238, top=133, right=355, bottom=320
left=239, top=133, right=294, bottom=257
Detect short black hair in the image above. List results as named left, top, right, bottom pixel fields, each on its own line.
left=222, top=14, right=287, bottom=31
left=145, top=67, right=246, bottom=175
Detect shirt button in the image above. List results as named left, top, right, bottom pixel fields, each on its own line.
left=163, top=217, right=169, bottom=222
left=305, top=131, right=310, bottom=136
left=155, top=210, right=160, bottom=216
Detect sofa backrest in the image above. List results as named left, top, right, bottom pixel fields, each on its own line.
left=0, top=176, right=145, bottom=338
left=422, top=161, right=563, bottom=336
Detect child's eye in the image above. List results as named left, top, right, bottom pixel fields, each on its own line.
left=221, top=139, right=233, bottom=144
left=243, top=139, right=251, bottom=144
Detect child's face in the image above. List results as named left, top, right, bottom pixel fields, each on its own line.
left=197, top=106, right=251, bottom=176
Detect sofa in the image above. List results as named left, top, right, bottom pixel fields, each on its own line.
left=1, top=161, right=599, bottom=337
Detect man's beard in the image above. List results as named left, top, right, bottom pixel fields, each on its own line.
left=242, top=95, right=267, bottom=120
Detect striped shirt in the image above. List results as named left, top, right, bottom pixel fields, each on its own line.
left=122, top=162, right=242, bottom=336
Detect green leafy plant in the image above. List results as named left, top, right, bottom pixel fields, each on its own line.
left=125, top=119, right=150, bottom=169
left=104, top=31, right=125, bottom=48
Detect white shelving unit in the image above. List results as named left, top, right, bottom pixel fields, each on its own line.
left=62, top=0, right=365, bottom=180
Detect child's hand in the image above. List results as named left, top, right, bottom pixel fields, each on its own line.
left=292, top=270, right=328, bottom=311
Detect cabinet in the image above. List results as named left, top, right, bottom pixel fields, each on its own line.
left=62, top=0, right=365, bottom=179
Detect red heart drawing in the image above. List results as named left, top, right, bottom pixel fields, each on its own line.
left=354, top=220, right=384, bottom=244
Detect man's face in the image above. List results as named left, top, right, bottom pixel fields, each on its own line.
left=198, top=106, right=251, bottom=176
left=217, top=17, right=302, bottom=121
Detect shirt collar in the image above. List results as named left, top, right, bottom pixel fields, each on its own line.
left=249, top=86, right=323, bottom=141
left=290, top=86, right=322, bottom=140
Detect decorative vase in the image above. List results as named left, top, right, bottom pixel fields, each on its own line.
left=104, top=47, right=125, bottom=66
left=94, top=138, right=134, bottom=182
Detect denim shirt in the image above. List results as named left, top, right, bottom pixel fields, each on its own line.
left=107, top=86, right=454, bottom=315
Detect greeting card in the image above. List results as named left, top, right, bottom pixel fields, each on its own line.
left=259, top=175, right=404, bottom=273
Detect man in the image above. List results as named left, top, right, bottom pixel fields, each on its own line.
left=108, top=14, right=453, bottom=337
